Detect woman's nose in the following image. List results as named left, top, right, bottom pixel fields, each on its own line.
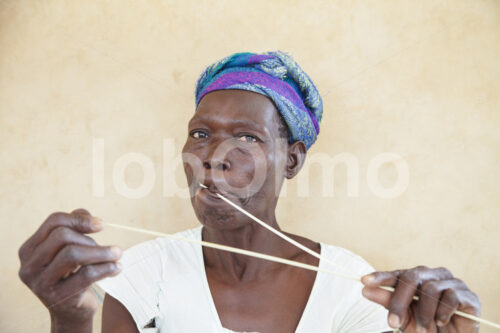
left=201, top=137, right=233, bottom=171
left=203, top=158, right=230, bottom=171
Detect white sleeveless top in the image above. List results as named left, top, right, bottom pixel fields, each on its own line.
left=97, top=226, right=391, bottom=332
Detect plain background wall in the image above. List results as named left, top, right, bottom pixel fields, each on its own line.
left=1, top=0, right=499, bottom=332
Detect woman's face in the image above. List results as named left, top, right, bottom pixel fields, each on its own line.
left=182, top=89, right=289, bottom=230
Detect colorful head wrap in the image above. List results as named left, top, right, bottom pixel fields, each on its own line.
left=195, top=51, right=323, bottom=149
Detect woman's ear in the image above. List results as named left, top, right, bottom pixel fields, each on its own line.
left=285, top=141, right=307, bottom=179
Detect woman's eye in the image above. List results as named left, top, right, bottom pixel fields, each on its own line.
left=238, top=135, right=257, bottom=143
left=191, top=131, right=208, bottom=139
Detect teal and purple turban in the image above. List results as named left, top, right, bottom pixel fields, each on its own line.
left=195, top=51, right=323, bottom=149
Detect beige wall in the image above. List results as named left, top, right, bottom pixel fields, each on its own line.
left=1, top=0, right=499, bottom=331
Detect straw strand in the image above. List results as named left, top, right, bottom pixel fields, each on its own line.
left=104, top=222, right=500, bottom=330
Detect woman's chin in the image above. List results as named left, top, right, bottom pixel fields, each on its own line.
left=195, top=208, right=243, bottom=231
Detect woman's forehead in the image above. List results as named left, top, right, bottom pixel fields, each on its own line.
left=193, top=90, right=280, bottom=130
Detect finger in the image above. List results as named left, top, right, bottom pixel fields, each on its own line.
left=361, top=270, right=411, bottom=329
left=25, top=227, right=97, bottom=271
left=71, top=208, right=91, bottom=216
left=364, top=283, right=414, bottom=331
left=436, top=288, right=480, bottom=327
left=418, top=278, right=468, bottom=327
left=48, top=262, right=122, bottom=309
left=19, top=209, right=102, bottom=261
left=362, top=286, right=393, bottom=308
left=415, top=280, right=442, bottom=331
left=43, top=244, right=122, bottom=283
left=388, top=270, right=421, bottom=329
left=361, top=270, right=401, bottom=288
left=435, top=289, right=459, bottom=326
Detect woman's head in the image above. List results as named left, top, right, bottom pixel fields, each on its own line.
left=195, top=51, right=323, bottom=149
left=182, top=51, right=323, bottom=229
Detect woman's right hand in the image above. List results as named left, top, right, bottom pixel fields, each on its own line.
left=18, top=209, right=122, bottom=331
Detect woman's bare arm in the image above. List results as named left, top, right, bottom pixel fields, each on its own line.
left=102, top=294, right=139, bottom=333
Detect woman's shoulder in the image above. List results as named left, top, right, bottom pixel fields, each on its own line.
left=319, top=241, right=377, bottom=276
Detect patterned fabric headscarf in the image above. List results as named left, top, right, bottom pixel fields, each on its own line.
left=195, top=51, right=323, bottom=149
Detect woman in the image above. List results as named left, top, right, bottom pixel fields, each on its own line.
left=18, top=51, right=480, bottom=332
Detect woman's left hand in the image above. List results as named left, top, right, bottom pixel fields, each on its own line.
left=361, top=266, right=481, bottom=332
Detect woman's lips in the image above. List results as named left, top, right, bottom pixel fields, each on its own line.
left=195, top=183, right=250, bottom=208
left=198, top=183, right=227, bottom=199
left=195, top=186, right=227, bottom=205
left=204, top=188, right=221, bottom=200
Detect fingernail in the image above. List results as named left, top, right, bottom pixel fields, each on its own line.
left=91, top=217, right=103, bottom=228
left=110, top=246, right=122, bottom=259
left=362, top=274, right=375, bottom=284
left=388, top=313, right=401, bottom=328
left=416, top=325, right=426, bottom=333
left=436, top=320, right=445, bottom=327
left=115, top=261, right=122, bottom=271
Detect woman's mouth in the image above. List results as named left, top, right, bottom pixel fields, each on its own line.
left=196, top=182, right=250, bottom=207
left=196, top=183, right=225, bottom=204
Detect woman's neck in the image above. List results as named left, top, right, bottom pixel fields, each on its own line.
left=201, top=215, right=293, bottom=282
